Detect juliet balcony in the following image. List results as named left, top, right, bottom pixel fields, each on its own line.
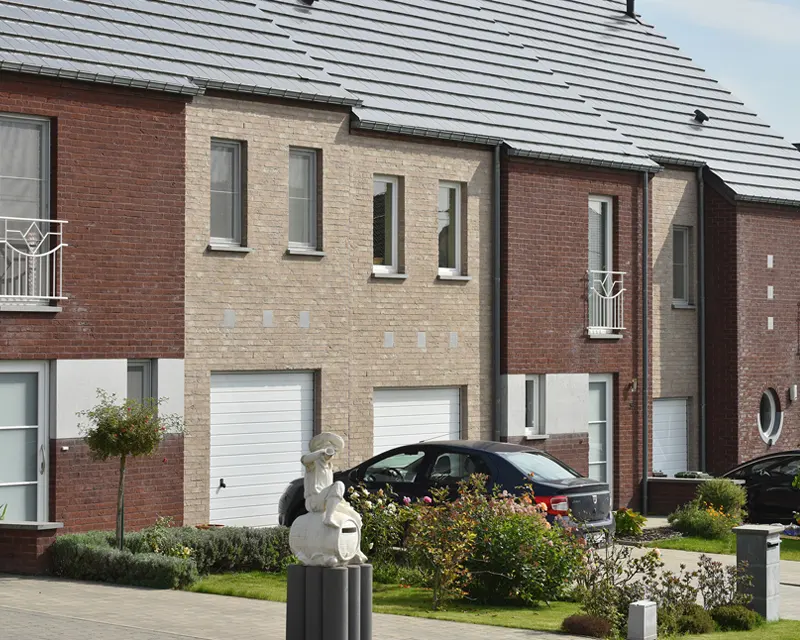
left=0, top=216, right=67, bottom=310
left=588, top=270, right=625, bottom=336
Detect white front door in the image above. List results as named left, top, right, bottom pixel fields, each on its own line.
left=209, top=371, right=314, bottom=527
left=373, top=387, right=461, bottom=455
left=588, top=374, right=613, bottom=495
left=0, top=362, right=47, bottom=521
left=653, top=398, right=689, bottom=477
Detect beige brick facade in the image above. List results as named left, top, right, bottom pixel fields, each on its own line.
left=183, top=96, right=492, bottom=524
left=652, top=168, right=700, bottom=470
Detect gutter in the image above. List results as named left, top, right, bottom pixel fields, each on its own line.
left=698, top=166, right=707, bottom=471
left=492, top=144, right=502, bottom=442
left=642, top=170, right=650, bottom=516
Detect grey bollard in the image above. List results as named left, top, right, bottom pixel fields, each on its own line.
left=627, top=600, right=657, bottom=640
left=305, top=566, right=323, bottom=640
left=734, top=524, right=783, bottom=622
left=348, top=566, right=361, bottom=640
left=287, top=565, right=306, bottom=640
left=360, top=565, right=373, bottom=640
left=322, top=567, right=349, bottom=640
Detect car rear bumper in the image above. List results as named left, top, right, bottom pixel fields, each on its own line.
left=559, top=515, right=615, bottom=543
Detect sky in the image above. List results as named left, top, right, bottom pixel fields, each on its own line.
left=638, top=0, right=800, bottom=144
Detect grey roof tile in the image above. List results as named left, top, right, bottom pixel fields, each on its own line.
left=0, top=0, right=356, bottom=103
left=486, top=0, right=800, bottom=205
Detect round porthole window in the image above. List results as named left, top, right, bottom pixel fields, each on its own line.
left=758, top=389, right=782, bottom=445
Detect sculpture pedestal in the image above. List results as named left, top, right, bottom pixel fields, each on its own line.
left=286, top=564, right=372, bottom=640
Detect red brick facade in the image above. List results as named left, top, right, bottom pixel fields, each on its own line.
left=705, top=176, right=800, bottom=473
left=0, top=527, right=60, bottom=575
left=0, top=74, right=186, bottom=360
left=501, top=157, right=648, bottom=508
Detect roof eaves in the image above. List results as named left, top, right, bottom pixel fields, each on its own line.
left=195, top=78, right=361, bottom=107
left=508, top=147, right=662, bottom=173
left=735, top=193, right=800, bottom=208
left=0, top=61, right=202, bottom=96
left=652, top=155, right=707, bottom=169
left=352, top=118, right=502, bottom=147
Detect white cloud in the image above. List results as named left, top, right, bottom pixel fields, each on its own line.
left=640, top=0, right=800, bottom=46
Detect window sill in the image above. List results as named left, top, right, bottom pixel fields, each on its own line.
left=436, top=274, right=472, bottom=282
left=0, top=304, right=62, bottom=313
left=207, top=244, right=254, bottom=254
left=371, top=272, right=408, bottom=281
left=0, top=521, right=63, bottom=531
left=587, top=333, right=624, bottom=340
left=286, top=247, right=326, bottom=258
left=524, top=432, right=549, bottom=441
left=672, top=302, right=696, bottom=310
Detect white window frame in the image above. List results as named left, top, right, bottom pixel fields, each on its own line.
left=588, top=195, right=614, bottom=272
left=758, top=388, right=783, bottom=445
left=673, top=225, right=692, bottom=305
left=288, top=148, right=318, bottom=251
left=0, top=360, right=48, bottom=522
left=127, top=359, right=156, bottom=402
left=588, top=373, right=614, bottom=500
left=525, top=375, right=543, bottom=437
left=373, top=175, right=399, bottom=275
left=0, top=114, right=51, bottom=220
left=210, top=139, right=243, bottom=247
left=438, top=181, right=462, bottom=277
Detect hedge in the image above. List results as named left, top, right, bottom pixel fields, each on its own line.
left=51, top=525, right=292, bottom=589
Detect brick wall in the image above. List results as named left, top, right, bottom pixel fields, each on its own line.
left=501, top=157, right=647, bottom=508
left=183, top=96, right=492, bottom=524
left=647, top=478, right=705, bottom=516
left=0, top=527, right=60, bottom=575
left=49, top=435, right=183, bottom=533
left=703, top=182, right=741, bottom=474
left=0, top=74, right=185, bottom=360
left=540, top=434, right=590, bottom=477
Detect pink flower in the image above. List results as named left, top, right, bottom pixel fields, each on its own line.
left=423, top=496, right=432, bottom=505
left=403, top=497, right=411, bottom=505
left=163, top=457, right=168, bottom=463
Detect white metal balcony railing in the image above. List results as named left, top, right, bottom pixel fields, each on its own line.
left=0, top=216, right=67, bottom=305
left=588, top=270, right=626, bottom=334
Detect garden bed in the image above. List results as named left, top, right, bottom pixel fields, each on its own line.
left=617, top=525, right=682, bottom=545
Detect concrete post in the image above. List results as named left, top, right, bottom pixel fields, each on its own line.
left=734, top=524, right=783, bottom=621
left=627, top=600, right=657, bottom=640
left=305, top=566, right=323, bottom=640
left=360, top=565, right=373, bottom=640
left=348, top=566, right=361, bottom=640
left=322, top=567, right=348, bottom=640
left=286, top=564, right=306, bottom=640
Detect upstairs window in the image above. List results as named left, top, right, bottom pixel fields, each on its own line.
left=289, top=148, right=318, bottom=250
left=438, top=182, right=462, bottom=276
left=0, top=115, right=49, bottom=220
left=373, top=176, right=399, bottom=274
left=210, top=139, right=244, bottom=247
left=673, top=226, right=694, bottom=306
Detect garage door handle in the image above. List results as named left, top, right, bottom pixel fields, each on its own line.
left=219, top=478, right=226, bottom=489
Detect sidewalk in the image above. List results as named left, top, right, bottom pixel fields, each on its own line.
left=0, top=574, right=580, bottom=640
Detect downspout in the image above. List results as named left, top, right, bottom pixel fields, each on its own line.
left=642, top=171, right=650, bottom=515
left=697, top=166, right=707, bottom=471
left=492, top=144, right=502, bottom=442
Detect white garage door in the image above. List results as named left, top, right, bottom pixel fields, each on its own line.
left=210, top=372, right=314, bottom=527
left=653, top=398, right=688, bottom=477
left=373, top=387, right=460, bottom=455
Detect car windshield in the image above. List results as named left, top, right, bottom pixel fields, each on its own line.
left=369, top=454, right=422, bottom=470
left=500, top=451, right=580, bottom=481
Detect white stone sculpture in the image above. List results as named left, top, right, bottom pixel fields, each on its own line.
left=289, top=432, right=368, bottom=567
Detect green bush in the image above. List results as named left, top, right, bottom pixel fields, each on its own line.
left=711, top=605, right=764, bottom=631
left=678, top=604, right=716, bottom=635
left=696, top=479, right=747, bottom=517
left=668, top=502, right=739, bottom=539
left=614, top=508, right=646, bottom=538
left=51, top=534, right=197, bottom=589
left=561, top=614, right=612, bottom=638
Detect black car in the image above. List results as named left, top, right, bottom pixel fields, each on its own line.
left=278, top=440, right=613, bottom=537
left=723, top=450, right=800, bottom=524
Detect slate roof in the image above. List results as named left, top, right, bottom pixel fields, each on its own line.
left=258, top=0, right=658, bottom=171
left=486, top=0, right=800, bottom=206
left=0, top=0, right=357, bottom=104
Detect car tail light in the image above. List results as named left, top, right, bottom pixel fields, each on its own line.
left=535, top=495, right=570, bottom=516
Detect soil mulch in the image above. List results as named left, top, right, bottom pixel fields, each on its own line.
left=616, top=526, right=682, bottom=545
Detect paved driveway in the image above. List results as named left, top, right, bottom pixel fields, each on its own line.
left=0, top=574, right=578, bottom=640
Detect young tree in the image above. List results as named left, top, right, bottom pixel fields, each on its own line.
left=79, top=390, right=183, bottom=550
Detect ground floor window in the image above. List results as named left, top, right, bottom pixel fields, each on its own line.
left=758, top=388, right=782, bottom=444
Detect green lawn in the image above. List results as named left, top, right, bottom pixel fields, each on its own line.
left=190, top=571, right=580, bottom=632
left=646, top=534, right=800, bottom=561
left=684, top=621, right=800, bottom=640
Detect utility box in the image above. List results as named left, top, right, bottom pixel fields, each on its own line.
left=734, top=524, right=782, bottom=622
left=627, top=600, right=657, bottom=640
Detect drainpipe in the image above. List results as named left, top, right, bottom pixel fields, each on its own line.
left=492, top=144, right=502, bottom=442
left=697, top=166, right=707, bottom=471
left=642, top=171, right=650, bottom=515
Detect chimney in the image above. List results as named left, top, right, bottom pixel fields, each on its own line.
left=627, top=0, right=635, bottom=17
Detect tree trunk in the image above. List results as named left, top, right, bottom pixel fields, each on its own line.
left=116, top=454, right=127, bottom=550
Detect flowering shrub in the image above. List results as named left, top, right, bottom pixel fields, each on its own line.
left=613, top=508, right=646, bottom=538
left=141, top=517, right=194, bottom=560
left=695, top=478, right=747, bottom=518
left=347, top=485, right=410, bottom=563
left=78, top=389, right=183, bottom=549
left=668, top=501, right=740, bottom=539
